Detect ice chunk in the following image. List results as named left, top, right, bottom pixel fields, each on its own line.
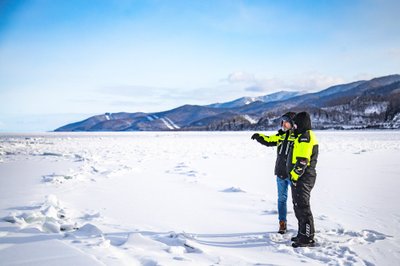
left=43, top=221, right=61, bottom=233
left=60, top=223, right=78, bottom=232
left=3, top=215, right=18, bottom=223
left=168, top=246, right=186, bottom=255
left=42, top=206, right=59, bottom=219
left=44, top=194, right=60, bottom=208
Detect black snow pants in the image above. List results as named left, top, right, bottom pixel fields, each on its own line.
left=291, top=173, right=316, bottom=241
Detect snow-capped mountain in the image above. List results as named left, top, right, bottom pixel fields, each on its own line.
left=207, top=91, right=304, bottom=109
left=206, top=97, right=259, bottom=109
left=55, top=74, right=400, bottom=131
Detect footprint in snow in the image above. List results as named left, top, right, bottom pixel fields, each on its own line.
left=353, top=149, right=368, bottom=154
left=262, top=209, right=278, bottom=215
left=166, top=162, right=200, bottom=179
left=288, top=227, right=388, bottom=265
left=42, top=173, right=77, bottom=184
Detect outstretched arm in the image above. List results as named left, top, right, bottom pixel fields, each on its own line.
left=251, top=131, right=285, bottom=147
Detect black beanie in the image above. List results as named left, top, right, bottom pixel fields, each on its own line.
left=281, top=112, right=296, bottom=126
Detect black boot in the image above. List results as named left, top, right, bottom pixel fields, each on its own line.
left=292, top=237, right=315, bottom=248
left=291, top=235, right=299, bottom=242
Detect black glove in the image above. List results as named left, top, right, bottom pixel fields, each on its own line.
left=251, top=133, right=260, bottom=140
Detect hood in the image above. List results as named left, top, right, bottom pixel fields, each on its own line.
left=293, top=112, right=312, bottom=135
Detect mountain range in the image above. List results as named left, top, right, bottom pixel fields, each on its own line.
left=55, top=74, right=400, bottom=131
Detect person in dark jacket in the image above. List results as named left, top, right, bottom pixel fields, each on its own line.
left=287, top=111, right=319, bottom=248
left=251, top=112, right=296, bottom=234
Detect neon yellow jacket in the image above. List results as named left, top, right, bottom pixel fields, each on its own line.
left=288, top=130, right=319, bottom=182
left=257, top=132, right=296, bottom=147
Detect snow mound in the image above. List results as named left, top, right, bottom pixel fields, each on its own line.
left=81, top=212, right=101, bottom=220
left=221, top=186, right=246, bottom=193
left=69, top=223, right=103, bottom=238
left=123, top=233, right=169, bottom=250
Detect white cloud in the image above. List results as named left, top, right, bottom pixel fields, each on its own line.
left=225, top=71, right=255, bottom=83
left=95, top=84, right=213, bottom=112
left=291, top=73, right=346, bottom=91
left=231, top=72, right=347, bottom=93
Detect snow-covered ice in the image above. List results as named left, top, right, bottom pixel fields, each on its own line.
left=0, top=131, right=399, bottom=265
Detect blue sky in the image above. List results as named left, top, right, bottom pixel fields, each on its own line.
left=0, top=0, right=399, bottom=131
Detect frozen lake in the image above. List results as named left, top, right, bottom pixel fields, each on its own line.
left=0, top=131, right=399, bottom=265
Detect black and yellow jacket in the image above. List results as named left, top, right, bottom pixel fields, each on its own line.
left=255, top=130, right=296, bottom=178
left=287, top=112, right=319, bottom=182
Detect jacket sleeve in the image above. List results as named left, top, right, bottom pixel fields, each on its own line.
left=290, top=134, right=314, bottom=181
left=256, top=133, right=284, bottom=147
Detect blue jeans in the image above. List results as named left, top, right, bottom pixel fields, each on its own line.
left=277, top=176, right=291, bottom=222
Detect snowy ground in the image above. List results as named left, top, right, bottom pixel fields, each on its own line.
left=0, top=131, right=399, bottom=265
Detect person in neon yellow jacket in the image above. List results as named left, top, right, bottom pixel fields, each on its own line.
left=288, top=111, right=319, bottom=248
left=251, top=112, right=296, bottom=234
